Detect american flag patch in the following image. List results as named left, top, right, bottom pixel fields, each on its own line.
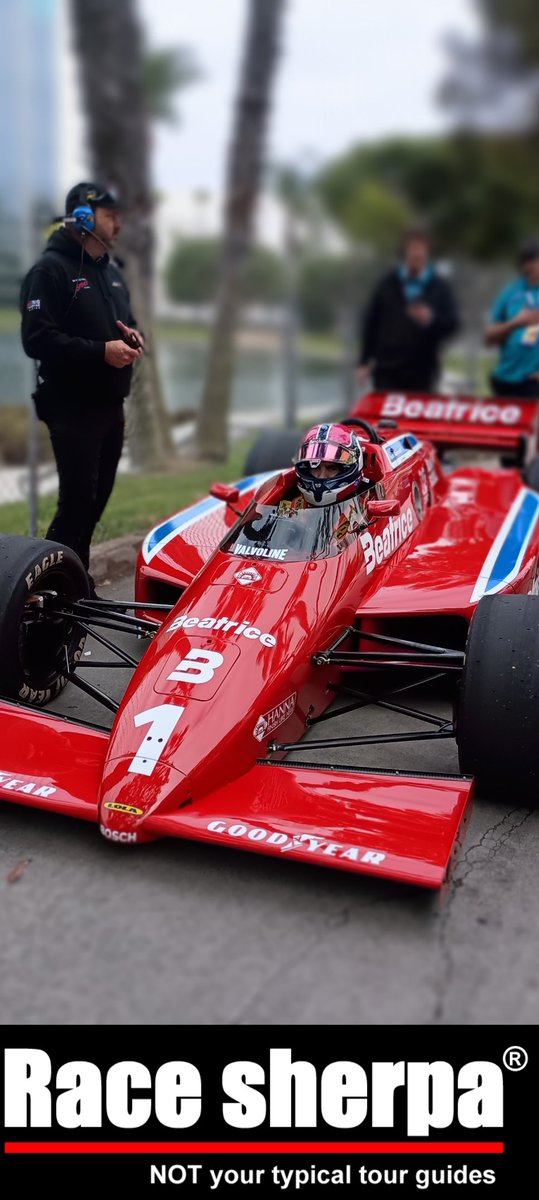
left=26, top=299, right=41, bottom=311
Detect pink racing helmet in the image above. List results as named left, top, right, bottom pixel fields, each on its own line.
left=295, top=423, right=364, bottom=506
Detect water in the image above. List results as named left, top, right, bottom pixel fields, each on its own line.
left=1, top=328, right=346, bottom=424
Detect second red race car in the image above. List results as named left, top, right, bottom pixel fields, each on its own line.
left=1, top=392, right=539, bottom=889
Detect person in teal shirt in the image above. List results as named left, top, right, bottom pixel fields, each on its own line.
left=486, top=240, right=539, bottom=396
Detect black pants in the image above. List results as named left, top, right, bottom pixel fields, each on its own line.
left=490, top=374, right=539, bottom=398
left=373, top=368, right=438, bottom=393
left=45, top=406, right=125, bottom=570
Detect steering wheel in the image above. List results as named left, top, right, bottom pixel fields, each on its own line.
left=341, top=416, right=383, bottom=445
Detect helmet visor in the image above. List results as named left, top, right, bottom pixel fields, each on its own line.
left=298, top=437, right=357, bottom=467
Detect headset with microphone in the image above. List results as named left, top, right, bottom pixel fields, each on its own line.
left=64, top=205, right=113, bottom=254
left=65, top=204, right=97, bottom=234
left=62, top=186, right=142, bottom=348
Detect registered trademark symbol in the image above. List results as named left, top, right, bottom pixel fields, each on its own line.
left=503, top=1046, right=528, bottom=1070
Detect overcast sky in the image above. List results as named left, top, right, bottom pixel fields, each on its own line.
left=137, top=0, right=480, bottom=193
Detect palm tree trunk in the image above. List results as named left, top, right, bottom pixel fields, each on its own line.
left=196, top=0, right=286, bottom=461
left=70, top=0, right=173, bottom=469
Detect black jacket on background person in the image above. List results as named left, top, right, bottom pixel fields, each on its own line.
left=20, top=226, right=136, bottom=420
left=358, top=267, right=459, bottom=392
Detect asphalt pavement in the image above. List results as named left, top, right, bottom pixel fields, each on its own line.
left=0, top=570, right=537, bottom=1026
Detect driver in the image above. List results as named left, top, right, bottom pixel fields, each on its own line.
left=293, top=423, right=367, bottom=506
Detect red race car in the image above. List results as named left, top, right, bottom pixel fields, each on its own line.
left=1, top=393, right=539, bottom=889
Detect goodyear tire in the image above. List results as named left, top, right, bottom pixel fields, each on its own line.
left=457, top=593, right=539, bottom=800
left=243, top=429, right=301, bottom=475
left=0, top=535, right=89, bottom=706
left=524, top=454, right=539, bottom=491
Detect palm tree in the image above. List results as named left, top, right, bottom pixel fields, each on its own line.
left=69, top=0, right=198, bottom=470
left=196, top=0, right=287, bottom=461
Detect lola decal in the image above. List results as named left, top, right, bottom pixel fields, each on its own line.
left=253, top=693, right=297, bottom=741
left=169, top=614, right=277, bottom=648
left=103, top=801, right=143, bottom=815
left=382, top=394, right=521, bottom=426
left=360, top=501, right=417, bottom=574
left=207, top=819, right=386, bottom=865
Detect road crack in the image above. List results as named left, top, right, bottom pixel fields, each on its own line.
left=431, top=806, right=534, bottom=1023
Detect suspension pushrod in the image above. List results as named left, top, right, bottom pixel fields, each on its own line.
left=53, top=612, right=155, bottom=637
left=309, top=691, right=450, bottom=729
left=59, top=603, right=159, bottom=632
left=66, top=669, right=119, bottom=713
left=75, top=599, right=173, bottom=611
left=353, top=629, right=464, bottom=654
left=72, top=621, right=140, bottom=668
left=269, top=729, right=455, bottom=752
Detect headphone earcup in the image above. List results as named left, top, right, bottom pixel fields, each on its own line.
left=71, top=204, right=95, bottom=232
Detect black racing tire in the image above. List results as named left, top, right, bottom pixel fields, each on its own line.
left=243, top=429, right=301, bottom=475
left=523, top=454, right=539, bottom=491
left=457, top=593, right=539, bottom=800
left=0, top=535, right=89, bottom=707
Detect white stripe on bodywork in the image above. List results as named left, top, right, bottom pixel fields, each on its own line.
left=141, top=472, right=276, bottom=564
left=470, top=488, right=539, bottom=602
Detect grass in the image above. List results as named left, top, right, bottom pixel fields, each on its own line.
left=0, top=438, right=252, bottom=541
left=0, top=307, right=20, bottom=332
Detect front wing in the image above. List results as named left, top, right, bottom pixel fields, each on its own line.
left=0, top=702, right=472, bottom=888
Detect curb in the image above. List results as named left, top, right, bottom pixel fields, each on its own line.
left=90, top=533, right=141, bottom=585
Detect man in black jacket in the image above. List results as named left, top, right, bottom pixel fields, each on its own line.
left=20, top=182, right=143, bottom=592
left=356, top=230, right=459, bottom=393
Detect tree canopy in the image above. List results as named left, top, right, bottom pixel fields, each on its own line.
left=317, top=132, right=539, bottom=262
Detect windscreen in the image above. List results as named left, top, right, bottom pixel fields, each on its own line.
left=221, top=495, right=368, bottom=563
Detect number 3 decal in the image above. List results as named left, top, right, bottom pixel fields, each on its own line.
left=167, top=648, right=224, bottom=684
left=128, top=652, right=225, bottom=775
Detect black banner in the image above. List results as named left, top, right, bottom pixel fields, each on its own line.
left=0, top=1028, right=535, bottom=1194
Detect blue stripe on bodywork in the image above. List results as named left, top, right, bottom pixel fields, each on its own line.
left=145, top=474, right=271, bottom=558
left=483, top=490, right=539, bottom=594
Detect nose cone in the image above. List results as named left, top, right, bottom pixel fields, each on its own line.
left=99, top=757, right=189, bottom=845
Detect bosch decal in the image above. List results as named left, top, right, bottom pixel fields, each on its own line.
left=99, top=824, right=138, bottom=843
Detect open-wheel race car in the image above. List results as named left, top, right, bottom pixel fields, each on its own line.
left=2, top=391, right=539, bottom=889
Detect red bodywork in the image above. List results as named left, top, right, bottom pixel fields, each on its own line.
left=2, top=393, right=539, bottom=888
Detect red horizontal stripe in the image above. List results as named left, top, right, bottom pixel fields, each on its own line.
left=5, top=1141, right=505, bottom=1155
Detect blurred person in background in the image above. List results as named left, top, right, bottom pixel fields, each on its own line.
left=486, top=240, right=539, bottom=399
left=356, top=229, right=459, bottom=394
left=20, top=183, right=143, bottom=597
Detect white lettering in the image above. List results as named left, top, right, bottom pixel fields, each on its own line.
left=381, top=395, right=522, bottom=426
left=167, top=614, right=277, bottom=648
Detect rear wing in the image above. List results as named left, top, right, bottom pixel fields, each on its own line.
left=351, top=391, right=539, bottom=461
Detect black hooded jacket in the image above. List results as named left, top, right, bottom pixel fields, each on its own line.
left=358, top=267, right=459, bottom=386
left=20, top=227, right=138, bottom=420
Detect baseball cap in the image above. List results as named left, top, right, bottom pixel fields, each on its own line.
left=518, top=238, right=539, bottom=264
left=65, top=182, right=122, bottom=214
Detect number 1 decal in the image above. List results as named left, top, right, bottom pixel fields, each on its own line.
left=128, top=705, right=185, bottom=776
